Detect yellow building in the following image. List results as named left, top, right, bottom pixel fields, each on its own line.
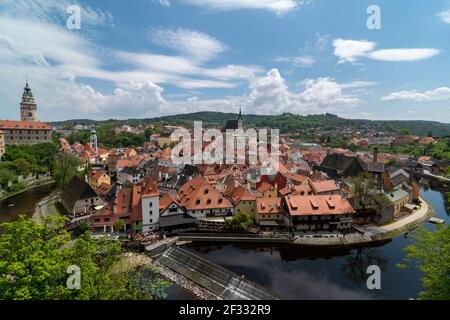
left=256, top=181, right=278, bottom=198
left=88, top=170, right=111, bottom=189
left=386, top=189, right=410, bottom=218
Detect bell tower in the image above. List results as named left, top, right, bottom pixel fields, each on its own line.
left=20, top=80, right=38, bottom=122
left=90, top=127, right=98, bottom=153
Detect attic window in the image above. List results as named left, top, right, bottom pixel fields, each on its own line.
left=207, top=199, right=211, bottom=205
left=326, top=199, right=335, bottom=209
left=204, top=189, right=209, bottom=194
left=218, top=199, right=223, bottom=204
left=310, top=199, right=319, bottom=210
left=196, top=199, right=200, bottom=205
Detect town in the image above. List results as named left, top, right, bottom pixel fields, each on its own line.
left=1, top=82, right=448, bottom=243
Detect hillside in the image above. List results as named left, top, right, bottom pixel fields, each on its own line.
left=50, top=112, right=450, bottom=137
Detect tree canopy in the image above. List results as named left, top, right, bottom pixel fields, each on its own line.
left=0, top=216, right=169, bottom=300
left=398, top=225, right=450, bottom=300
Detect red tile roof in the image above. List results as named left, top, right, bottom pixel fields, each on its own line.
left=141, top=177, right=160, bottom=197
left=0, top=120, right=51, bottom=130
left=284, top=195, right=355, bottom=216
left=178, top=176, right=233, bottom=210
left=159, top=193, right=180, bottom=213
left=256, top=198, right=283, bottom=214
left=309, top=180, right=340, bottom=194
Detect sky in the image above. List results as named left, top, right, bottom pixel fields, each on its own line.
left=0, top=0, right=449, bottom=122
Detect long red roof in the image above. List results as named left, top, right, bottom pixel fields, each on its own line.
left=0, top=120, right=51, bottom=130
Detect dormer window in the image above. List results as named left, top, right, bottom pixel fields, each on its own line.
left=196, top=199, right=201, bottom=205
left=206, top=199, right=211, bottom=205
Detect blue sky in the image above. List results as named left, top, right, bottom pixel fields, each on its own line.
left=0, top=0, right=449, bottom=122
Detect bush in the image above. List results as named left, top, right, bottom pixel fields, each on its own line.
left=226, top=212, right=254, bottom=232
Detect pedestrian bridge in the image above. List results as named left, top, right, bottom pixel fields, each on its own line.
left=157, top=246, right=281, bottom=300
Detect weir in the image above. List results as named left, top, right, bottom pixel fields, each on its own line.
left=157, top=247, right=281, bottom=300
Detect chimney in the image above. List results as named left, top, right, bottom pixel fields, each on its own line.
left=373, top=147, right=378, bottom=163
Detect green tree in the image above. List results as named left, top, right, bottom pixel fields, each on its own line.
left=226, top=212, right=254, bottom=232
left=399, top=128, right=412, bottom=135
left=349, top=172, right=381, bottom=222
left=13, top=158, right=31, bottom=177
left=53, top=153, right=81, bottom=189
left=114, top=220, right=125, bottom=232
left=397, top=226, right=450, bottom=300
left=0, top=169, right=15, bottom=189
left=0, top=216, right=169, bottom=300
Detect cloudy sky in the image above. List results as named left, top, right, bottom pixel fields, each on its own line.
left=0, top=0, right=449, bottom=122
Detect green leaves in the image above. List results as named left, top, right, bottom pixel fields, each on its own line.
left=0, top=216, right=170, bottom=300
left=226, top=211, right=254, bottom=232
left=400, top=225, right=450, bottom=300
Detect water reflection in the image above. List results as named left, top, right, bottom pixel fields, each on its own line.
left=341, top=247, right=388, bottom=285
left=185, top=187, right=449, bottom=300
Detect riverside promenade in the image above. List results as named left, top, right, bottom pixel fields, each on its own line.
left=175, top=196, right=434, bottom=247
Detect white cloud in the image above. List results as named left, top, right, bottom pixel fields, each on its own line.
left=180, top=0, right=302, bottom=15
left=381, top=87, right=450, bottom=102
left=437, top=8, right=450, bottom=24
left=156, top=0, right=172, bottom=7
left=333, top=39, right=439, bottom=63
left=0, top=0, right=113, bottom=27
left=368, top=49, right=440, bottom=62
left=275, top=56, right=315, bottom=67
left=245, top=69, right=364, bottom=115
left=333, top=39, right=376, bottom=63
left=149, top=27, right=226, bottom=62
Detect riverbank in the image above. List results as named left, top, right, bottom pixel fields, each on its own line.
left=177, top=195, right=434, bottom=248
left=32, top=190, right=62, bottom=223
left=0, top=176, right=54, bottom=202
left=279, top=196, right=433, bottom=246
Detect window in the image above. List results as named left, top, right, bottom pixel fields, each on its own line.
left=149, top=219, right=153, bottom=223
left=104, top=218, right=110, bottom=222
left=149, top=202, right=153, bottom=207
left=149, top=210, right=153, bottom=215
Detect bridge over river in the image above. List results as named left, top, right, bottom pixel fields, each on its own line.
left=157, top=246, right=281, bottom=300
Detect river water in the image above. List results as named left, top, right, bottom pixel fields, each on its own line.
left=184, top=187, right=449, bottom=300
left=0, top=185, right=448, bottom=300
left=0, top=184, right=55, bottom=224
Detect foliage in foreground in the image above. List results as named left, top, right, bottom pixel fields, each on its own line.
left=0, top=216, right=169, bottom=300
left=397, top=225, right=450, bottom=300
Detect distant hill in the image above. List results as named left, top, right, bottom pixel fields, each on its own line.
left=50, top=112, right=450, bottom=137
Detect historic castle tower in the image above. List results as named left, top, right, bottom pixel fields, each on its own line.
left=20, top=81, right=38, bottom=122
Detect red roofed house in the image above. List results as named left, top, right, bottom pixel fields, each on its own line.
left=88, top=170, right=111, bottom=189
left=283, top=195, right=355, bottom=233
left=256, top=198, right=289, bottom=229
left=0, top=120, right=51, bottom=145
left=141, top=177, right=160, bottom=232
left=92, top=177, right=161, bottom=233
left=178, top=176, right=233, bottom=218
left=309, top=180, right=340, bottom=195
left=224, top=182, right=257, bottom=217
left=256, top=181, right=278, bottom=198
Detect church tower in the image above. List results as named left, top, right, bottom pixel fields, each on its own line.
left=20, top=80, right=38, bottom=122
left=90, top=127, right=98, bottom=153
left=237, top=107, right=243, bottom=129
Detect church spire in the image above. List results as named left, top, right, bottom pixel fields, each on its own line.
left=20, top=79, right=38, bottom=122
left=238, top=106, right=242, bottom=120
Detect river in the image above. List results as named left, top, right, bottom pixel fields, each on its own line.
left=0, top=183, right=56, bottom=224
left=184, top=186, right=449, bottom=300
left=0, top=185, right=447, bottom=300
